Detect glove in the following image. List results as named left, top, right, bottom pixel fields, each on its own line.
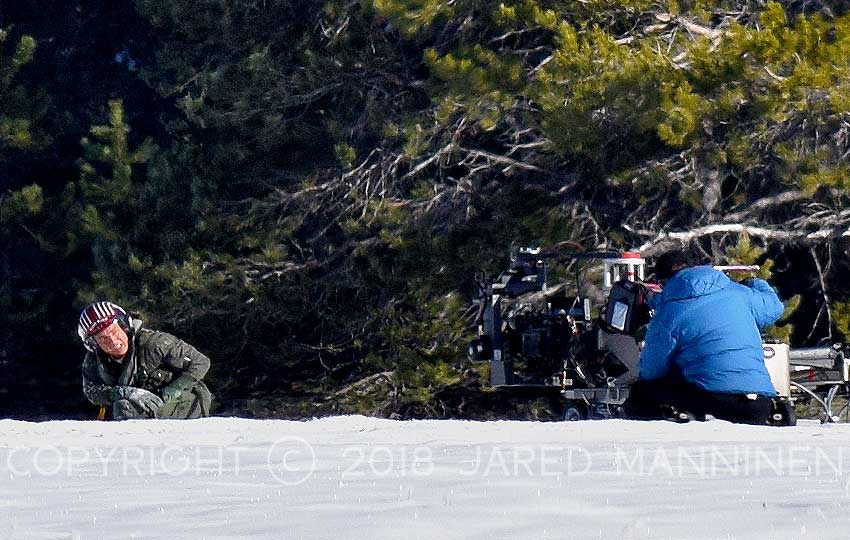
left=160, top=385, right=182, bottom=404
left=114, top=386, right=164, bottom=418
left=160, top=374, right=196, bottom=404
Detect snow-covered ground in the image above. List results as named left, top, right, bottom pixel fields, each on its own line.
left=3, top=416, right=850, bottom=540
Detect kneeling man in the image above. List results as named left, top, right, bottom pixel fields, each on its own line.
left=79, top=301, right=212, bottom=420
left=625, top=252, right=784, bottom=424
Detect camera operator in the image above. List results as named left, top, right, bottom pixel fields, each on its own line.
left=624, top=251, right=784, bottom=424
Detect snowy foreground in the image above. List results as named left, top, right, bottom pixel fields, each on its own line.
left=3, top=417, right=850, bottom=540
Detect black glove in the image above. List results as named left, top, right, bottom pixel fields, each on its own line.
left=114, top=386, right=164, bottom=417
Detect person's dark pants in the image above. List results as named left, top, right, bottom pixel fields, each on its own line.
left=111, top=383, right=212, bottom=420
left=158, top=385, right=212, bottom=419
left=624, top=376, right=772, bottom=425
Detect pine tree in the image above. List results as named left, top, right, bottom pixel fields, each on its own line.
left=74, top=99, right=154, bottom=304
left=0, top=31, right=41, bottom=229
left=722, top=233, right=800, bottom=343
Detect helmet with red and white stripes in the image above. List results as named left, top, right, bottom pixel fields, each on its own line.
left=78, top=301, right=130, bottom=352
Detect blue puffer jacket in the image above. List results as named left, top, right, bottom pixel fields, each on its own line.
left=639, top=266, right=784, bottom=395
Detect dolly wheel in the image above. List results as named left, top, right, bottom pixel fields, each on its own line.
left=563, top=403, right=585, bottom=421
left=770, top=398, right=797, bottom=426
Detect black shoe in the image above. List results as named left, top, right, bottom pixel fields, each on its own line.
left=662, top=406, right=696, bottom=423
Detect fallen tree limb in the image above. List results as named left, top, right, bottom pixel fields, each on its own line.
left=331, top=371, right=396, bottom=398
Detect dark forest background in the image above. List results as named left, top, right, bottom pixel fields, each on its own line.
left=3, top=0, right=850, bottom=420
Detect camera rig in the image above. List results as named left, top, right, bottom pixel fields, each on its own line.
left=468, top=248, right=652, bottom=419
left=469, top=247, right=850, bottom=424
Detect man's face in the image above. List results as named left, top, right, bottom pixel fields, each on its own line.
left=93, top=321, right=129, bottom=358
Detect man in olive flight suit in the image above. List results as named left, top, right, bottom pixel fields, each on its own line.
left=78, top=301, right=212, bottom=420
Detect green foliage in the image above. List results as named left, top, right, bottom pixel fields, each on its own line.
left=723, top=233, right=772, bottom=280
left=798, top=164, right=850, bottom=195
left=154, top=252, right=226, bottom=297
left=374, top=292, right=469, bottom=412
left=372, top=0, right=456, bottom=36
left=72, top=100, right=158, bottom=304
left=0, top=184, right=43, bottom=221
left=657, top=82, right=701, bottom=147
left=334, top=142, right=356, bottom=170
left=425, top=44, right=524, bottom=131
left=722, top=233, right=798, bottom=342
left=379, top=0, right=850, bottom=193
left=834, top=301, right=850, bottom=341
left=0, top=32, right=37, bottom=149
left=79, top=100, right=151, bottom=205
left=402, top=123, right=429, bottom=157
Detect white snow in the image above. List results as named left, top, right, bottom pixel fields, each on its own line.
left=3, top=416, right=850, bottom=539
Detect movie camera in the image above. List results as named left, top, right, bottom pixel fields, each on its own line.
left=469, top=247, right=850, bottom=424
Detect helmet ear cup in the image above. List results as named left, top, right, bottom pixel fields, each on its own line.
left=83, top=337, right=98, bottom=353
left=78, top=323, right=97, bottom=352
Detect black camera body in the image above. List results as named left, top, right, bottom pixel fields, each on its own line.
left=469, top=248, right=638, bottom=390
left=600, top=279, right=655, bottom=336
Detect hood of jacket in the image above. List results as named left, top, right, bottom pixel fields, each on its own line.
left=128, top=316, right=143, bottom=336
left=660, top=265, right=730, bottom=301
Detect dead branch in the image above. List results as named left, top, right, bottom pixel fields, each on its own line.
left=807, top=246, right=833, bottom=343
left=331, top=371, right=396, bottom=397
left=722, top=190, right=816, bottom=222
left=403, top=143, right=456, bottom=179
left=458, top=147, right=542, bottom=172
left=638, top=220, right=850, bottom=256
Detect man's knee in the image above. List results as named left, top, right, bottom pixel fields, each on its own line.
left=160, top=391, right=210, bottom=419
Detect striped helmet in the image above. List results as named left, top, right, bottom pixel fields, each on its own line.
left=78, top=301, right=129, bottom=351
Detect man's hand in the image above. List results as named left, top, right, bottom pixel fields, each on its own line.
left=160, top=374, right=196, bottom=404
left=160, top=385, right=182, bottom=404
left=114, top=386, right=164, bottom=417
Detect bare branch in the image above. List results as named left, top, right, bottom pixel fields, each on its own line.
left=807, top=246, right=833, bottom=343
left=638, top=222, right=839, bottom=256
left=458, top=147, right=543, bottom=172
left=403, top=143, right=456, bottom=179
